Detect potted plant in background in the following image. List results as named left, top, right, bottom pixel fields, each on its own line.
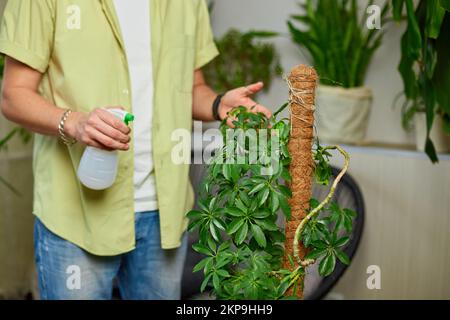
left=0, top=54, right=35, bottom=299
left=287, top=0, right=388, bottom=145
left=199, top=28, right=282, bottom=133
left=393, top=0, right=450, bottom=162
left=203, top=28, right=283, bottom=96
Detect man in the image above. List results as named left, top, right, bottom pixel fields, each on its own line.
left=0, top=0, right=271, bottom=300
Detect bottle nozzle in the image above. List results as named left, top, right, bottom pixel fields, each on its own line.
left=124, top=113, right=135, bottom=125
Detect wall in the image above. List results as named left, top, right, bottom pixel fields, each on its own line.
left=328, top=147, right=450, bottom=299
left=210, top=0, right=414, bottom=146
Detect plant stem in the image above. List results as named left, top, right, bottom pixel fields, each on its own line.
left=293, top=145, right=350, bottom=265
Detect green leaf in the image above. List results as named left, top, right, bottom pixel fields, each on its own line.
left=243, top=30, right=279, bottom=39
left=193, top=257, right=212, bottom=273
left=405, top=0, right=423, bottom=60
left=187, top=219, right=202, bottom=232
left=425, top=138, right=439, bottom=163
left=222, top=164, right=232, bottom=181
left=235, top=222, right=249, bottom=245
left=252, top=209, right=271, bottom=219
left=259, top=187, right=270, bottom=206
left=398, top=34, right=418, bottom=99
left=218, top=241, right=231, bottom=252
left=212, top=273, right=220, bottom=291
left=186, top=210, right=203, bottom=219
left=192, top=243, right=212, bottom=256
left=255, top=219, right=279, bottom=231
left=249, top=183, right=265, bottom=195
left=278, top=185, right=292, bottom=198
left=226, top=207, right=245, bottom=217
left=216, top=269, right=230, bottom=278
left=207, top=237, right=217, bottom=252
left=226, top=218, right=245, bottom=234
left=212, top=218, right=226, bottom=231
left=270, top=190, right=280, bottom=212
left=212, top=163, right=222, bottom=178
left=279, top=195, right=291, bottom=219
left=204, top=257, right=214, bottom=275
left=441, top=0, right=450, bottom=11
left=305, top=247, right=327, bottom=260
left=319, top=253, right=336, bottom=277
left=335, top=250, right=351, bottom=265
left=235, top=198, right=248, bottom=213
left=216, top=255, right=231, bottom=269
left=199, top=226, right=209, bottom=244
left=280, top=167, right=292, bottom=182
left=209, top=223, right=220, bottom=242
left=335, top=236, right=350, bottom=248
left=392, top=0, right=405, bottom=21
left=209, top=197, right=217, bottom=212
left=200, top=274, right=212, bottom=292
left=250, top=224, right=267, bottom=248
left=425, top=0, right=446, bottom=39
left=287, top=254, right=295, bottom=268
left=230, top=165, right=241, bottom=183
left=239, top=190, right=251, bottom=207
left=198, top=200, right=209, bottom=213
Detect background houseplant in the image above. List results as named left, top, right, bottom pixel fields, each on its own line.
left=202, top=29, right=283, bottom=95
left=287, top=0, right=388, bottom=144
left=393, top=0, right=450, bottom=162
left=0, top=55, right=31, bottom=192
left=0, top=54, right=36, bottom=299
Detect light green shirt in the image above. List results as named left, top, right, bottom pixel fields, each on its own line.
left=0, top=0, right=218, bottom=255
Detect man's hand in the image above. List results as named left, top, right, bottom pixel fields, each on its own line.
left=192, top=70, right=272, bottom=125
left=0, top=56, right=130, bottom=151
left=65, top=108, right=131, bottom=151
left=219, top=82, right=272, bottom=127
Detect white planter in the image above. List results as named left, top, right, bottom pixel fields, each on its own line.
left=414, top=113, right=450, bottom=153
left=315, top=85, right=373, bottom=144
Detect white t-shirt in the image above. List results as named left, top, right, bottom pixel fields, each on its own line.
left=114, top=0, right=158, bottom=212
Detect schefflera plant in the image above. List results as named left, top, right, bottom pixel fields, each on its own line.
left=187, top=106, right=356, bottom=299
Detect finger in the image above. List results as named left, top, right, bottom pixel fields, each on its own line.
left=96, top=108, right=131, bottom=134
left=84, top=138, right=114, bottom=151
left=226, top=117, right=235, bottom=128
left=88, top=127, right=129, bottom=151
left=244, top=98, right=272, bottom=119
left=244, top=82, right=264, bottom=95
left=255, top=103, right=273, bottom=119
left=91, top=118, right=130, bottom=144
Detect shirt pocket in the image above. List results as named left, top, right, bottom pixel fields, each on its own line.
left=166, top=34, right=195, bottom=94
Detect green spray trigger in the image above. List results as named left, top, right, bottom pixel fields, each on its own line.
left=124, top=113, right=135, bottom=125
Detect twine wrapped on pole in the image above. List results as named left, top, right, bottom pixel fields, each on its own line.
left=283, top=64, right=318, bottom=299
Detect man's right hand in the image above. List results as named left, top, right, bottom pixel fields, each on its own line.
left=65, top=108, right=131, bottom=151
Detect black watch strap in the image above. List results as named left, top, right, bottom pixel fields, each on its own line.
left=212, top=94, right=224, bottom=121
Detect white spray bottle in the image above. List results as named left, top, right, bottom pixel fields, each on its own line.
left=77, top=109, right=134, bottom=190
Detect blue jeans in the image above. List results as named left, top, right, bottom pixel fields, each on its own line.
left=34, top=211, right=188, bottom=300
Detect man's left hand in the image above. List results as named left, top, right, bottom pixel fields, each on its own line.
left=219, top=82, right=272, bottom=127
